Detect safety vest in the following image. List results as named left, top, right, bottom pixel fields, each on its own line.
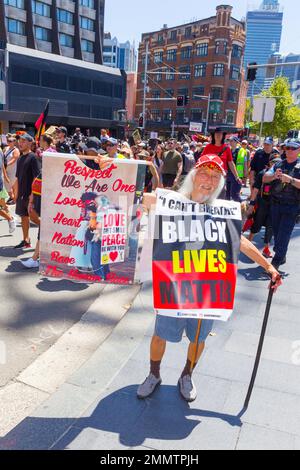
left=236, top=148, right=247, bottom=178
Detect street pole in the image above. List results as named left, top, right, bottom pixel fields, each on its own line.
left=142, top=41, right=149, bottom=135
left=259, top=102, right=267, bottom=143
left=171, top=120, right=175, bottom=138
left=205, top=93, right=211, bottom=135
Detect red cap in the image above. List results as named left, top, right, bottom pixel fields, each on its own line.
left=195, top=154, right=226, bottom=176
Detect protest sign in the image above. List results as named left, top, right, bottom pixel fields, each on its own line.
left=40, top=153, right=146, bottom=285
left=152, top=189, right=242, bottom=321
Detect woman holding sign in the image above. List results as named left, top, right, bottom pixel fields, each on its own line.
left=96, top=154, right=282, bottom=403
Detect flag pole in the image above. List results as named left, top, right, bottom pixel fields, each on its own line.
left=244, top=282, right=275, bottom=409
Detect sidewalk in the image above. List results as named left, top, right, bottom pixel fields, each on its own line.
left=1, top=226, right=300, bottom=450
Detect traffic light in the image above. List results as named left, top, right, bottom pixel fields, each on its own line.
left=138, top=116, right=144, bottom=128
left=177, top=95, right=184, bottom=107
left=185, top=95, right=190, bottom=105
left=247, top=62, right=258, bottom=82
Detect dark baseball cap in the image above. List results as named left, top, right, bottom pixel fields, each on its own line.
left=19, top=133, right=34, bottom=142
left=56, top=126, right=68, bottom=135
left=79, top=137, right=106, bottom=154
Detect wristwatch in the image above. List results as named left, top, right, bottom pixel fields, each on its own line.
left=291, top=178, right=295, bottom=185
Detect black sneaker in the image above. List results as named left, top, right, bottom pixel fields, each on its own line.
left=6, top=198, right=15, bottom=206
left=14, top=240, right=31, bottom=249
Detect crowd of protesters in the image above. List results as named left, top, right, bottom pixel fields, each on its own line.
left=0, top=125, right=300, bottom=272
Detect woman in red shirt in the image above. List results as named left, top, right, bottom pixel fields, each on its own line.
left=202, top=127, right=242, bottom=184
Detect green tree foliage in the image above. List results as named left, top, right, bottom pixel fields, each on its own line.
left=248, top=77, right=300, bottom=139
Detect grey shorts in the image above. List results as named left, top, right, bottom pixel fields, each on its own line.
left=154, top=315, right=214, bottom=344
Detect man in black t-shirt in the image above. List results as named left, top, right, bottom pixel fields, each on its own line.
left=248, top=156, right=281, bottom=258
left=55, top=127, right=72, bottom=154
left=250, top=137, right=274, bottom=196
left=14, top=134, right=41, bottom=249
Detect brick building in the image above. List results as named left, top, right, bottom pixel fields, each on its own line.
left=136, top=5, right=247, bottom=135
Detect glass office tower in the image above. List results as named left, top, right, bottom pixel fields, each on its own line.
left=244, top=0, right=283, bottom=95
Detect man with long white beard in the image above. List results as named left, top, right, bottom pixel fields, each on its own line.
left=137, top=155, right=281, bottom=403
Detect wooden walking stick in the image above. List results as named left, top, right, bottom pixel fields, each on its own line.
left=244, top=281, right=276, bottom=409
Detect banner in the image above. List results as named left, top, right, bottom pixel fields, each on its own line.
left=152, top=190, right=242, bottom=321
left=40, top=153, right=147, bottom=285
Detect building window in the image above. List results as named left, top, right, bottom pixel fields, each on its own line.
left=179, top=66, right=191, bottom=80
left=227, top=88, right=238, bottom=102
left=5, top=18, right=26, bottom=35
left=211, top=87, right=222, bottom=100
left=154, top=51, right=163, bottom=63
left=215, top=41, right=227, bottom=55
left=80, top=0, right=94, bottom=7
left=152, top=90, right=161, bottom=99
left=80, top=16, right=94, bottom=31
left=93, top=80, right=113, bottom=97
left=215, top=41, right=221, bottom=55
left=57, top=9, right=74, bottom=25
left=59, top=33, right=74, bottom=48
left=232, top=44, right=242, bottom=58
left=213, top=64, right=225, bottom=76
left=192, top=86, right=205, bottom=99
left=82, top=39, right=94, bottom=53
left=191, top=109, right=203, bottom=121
left=11, top=65, right=40, bottom=85
left=194, top=64, right=206, bottom=78
left=178, top=87, right=188, bottom=97
left=155, top=72, right=162, bottom=82
left=158, top=34, right=164, bottom=44
left=151, top=110, right=161, bottom=121
left=166, top=49, right=177, bottom=62
left=226, top=110, right=235, bottom=125
left=163, top=109, right=172, bottom=121
left=103, top=56, right=112, bottom=63
left=230, top=65, right=240, bottom=80
left=166, top=70, right=175, bottom=81
left=32, top=1, right=50, bottom=17
left=185, top=27, right=192, bottom=38
left=176, top=110, right=185, bottom=123
left=103, top=46, right=111, bottom=53
left=69, top=76, right=91, bottom=94
left=35, top=26, right=51, bottom=42
left=196, top=43, right=208, bottom=57
left=170, top=30, right=177, bottom=41
left=165, top=89, right=174, bottom=98
left=41, top=71, right=67, bottom=90
left=4, top=0, right=24, bottom=8
left=181, top=47, right=192, bottom=59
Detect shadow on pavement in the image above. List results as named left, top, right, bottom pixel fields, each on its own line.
left=238, top=266, right=289, bottom=282
left=0, top=386, right=244, bottom=450
left=36, top=278, right=89, bottom=292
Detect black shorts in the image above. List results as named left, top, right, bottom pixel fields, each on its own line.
left=162, top=174, right=176, bottom=188
left=16, top=196, right=29, bottom=217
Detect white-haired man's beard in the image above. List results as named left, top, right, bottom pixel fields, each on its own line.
left=179, top=171, right=225, bottom=204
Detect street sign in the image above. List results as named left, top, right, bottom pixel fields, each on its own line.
left=189, top=122, right=203, bottom=133
left=252, top=97, right=276, bottom=123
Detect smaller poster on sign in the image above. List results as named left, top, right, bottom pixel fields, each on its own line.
left=101, top=210, right=127, bottom=265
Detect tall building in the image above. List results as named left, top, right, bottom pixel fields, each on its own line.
left=136, top=5, right=247, bottom=134
left=244, top=0, right=283, bottom=95
left=103, top=33, right=137, bottom=72
left=0, top=0, right=105, bottom=64
left=0, top=0, right=127, bottom=136
left=264, top=53, right=300, bottom=104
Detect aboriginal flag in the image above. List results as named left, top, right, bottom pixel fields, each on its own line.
left=35, top=100, right=49, bottom=141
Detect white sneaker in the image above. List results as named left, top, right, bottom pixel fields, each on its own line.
left=178, top=374, right=197, bottom=402
left=21, top=258, right=39, bottom=269
left=137, top=373, right=162, bottom=399
left=8, top=217, right=16, bottom=234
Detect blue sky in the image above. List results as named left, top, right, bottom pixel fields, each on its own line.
left=105, top=0, right=298, bottom=54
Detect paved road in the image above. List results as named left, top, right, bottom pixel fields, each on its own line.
left=0, top=212, right=102, bottom=387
